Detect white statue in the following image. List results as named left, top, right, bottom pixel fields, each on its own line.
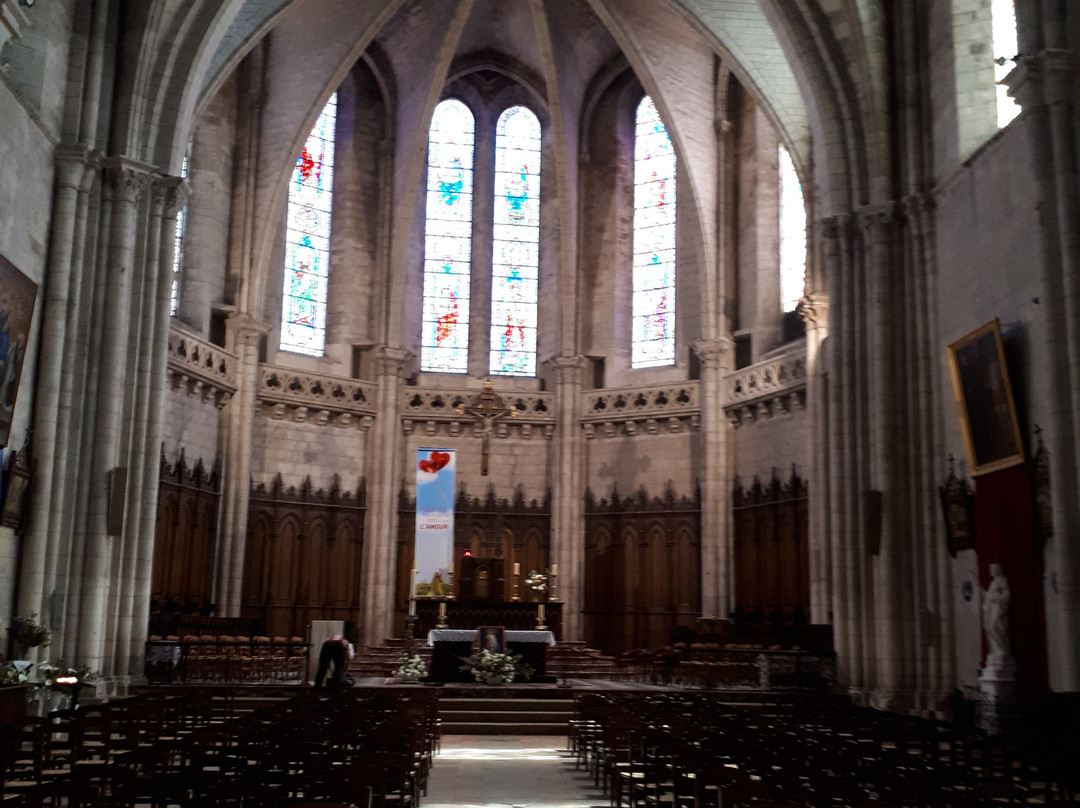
left=982, top=563, right=1012, bottom=669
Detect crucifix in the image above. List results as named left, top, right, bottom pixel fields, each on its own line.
left=457, top=380, right=517, bottom=475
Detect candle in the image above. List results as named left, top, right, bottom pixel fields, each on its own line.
left=513, top=562, right=520, bottom=576
left=538, top=604, right=545, bottom=621
left=409, top=597, right=416, bottom=617
left=551, top=563, right=558, bottom=576
left=449, top=559, right=454, bottom=574
left=439, top=602, right=446, bottom=619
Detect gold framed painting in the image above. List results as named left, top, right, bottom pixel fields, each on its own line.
left=0, top=253, right=37, bottom=448
left=946, top=318, right=1025, bottom=476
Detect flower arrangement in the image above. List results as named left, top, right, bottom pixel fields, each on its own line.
left=525, top=570, right=547, bottom=594
left=33, top=661, right=99, bottom=705
left=0, top=661, right=30, bottom=686
left=461, top=648, right=534, bottom=685
left=8, top=614, right=50, bottom=654
left=396, top=653, right=427, bottom=681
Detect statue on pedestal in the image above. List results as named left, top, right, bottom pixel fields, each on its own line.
left=982, top=563, right=1012, bottom=673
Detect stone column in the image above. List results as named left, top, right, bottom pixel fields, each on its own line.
left=360, top=346, right=410, bottom=648
left=123, top=176, right=189, bottom=677
left=216, top=314, right=265, bottom=616
left=76, top=158, right=148, bottom=672
left=551, top=355, right=586, bottom=641
left=692, top=338, right=733, bottom=618
left=825, top=215, right=859, bottom=694
left=17, top=148, right=95, bottom=628
left=1011, top=51, right=1080, bottom=690
left=798, top=290, right=830, bottom=623
left=860, top=203, right=911, bottom=711
left=110, top=177, right=166, bottom=680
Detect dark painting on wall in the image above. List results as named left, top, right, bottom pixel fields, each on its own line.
left=0, top=254, right=36, bottom=448
left=947, top=318, right=1025, bottom=476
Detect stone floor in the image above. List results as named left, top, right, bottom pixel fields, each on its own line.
left=424, top=735, right=604, bottom=808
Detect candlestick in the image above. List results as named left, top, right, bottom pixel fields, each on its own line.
left=536, top=603, right=547, bottom=630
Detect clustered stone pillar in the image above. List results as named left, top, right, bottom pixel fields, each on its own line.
left=551, top=355, right=586, bottom=641
left=15, top=148, right=94, bottom=642
left=360, top=346, right=411, bottom=648
left=797, top=289, right=829, bottom=624
left=121, top=177, right=189, bottom=677
left=216, top=314, right=266, bottom=616
left=74, top=160, right=148, bottom=672
left=1011, top=49, right=1080, bottom=691
left=693, top=338, right=733, bottom=618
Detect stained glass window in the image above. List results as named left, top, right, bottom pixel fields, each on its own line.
left=633, top=96, right=676, bottom=368
left=280, top=94, right=337, bottom=356
left=490, top=106, right=540, bottom=376
left=422, top=99, right=475, bottom=373
left=992, top=0, right=1020, bottom=127
left=170, top=153, right=189, bottom=317
left=779, top=146, right=806, bottom=313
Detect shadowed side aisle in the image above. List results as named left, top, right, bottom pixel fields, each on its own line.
left=423, top=736, right=603, bottom=808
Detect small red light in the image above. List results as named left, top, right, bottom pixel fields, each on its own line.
left=463, top=550, right=471, bottom=557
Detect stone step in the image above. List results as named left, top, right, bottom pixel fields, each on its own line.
left=439, top=720, right=568, bottom=735
left=440, top=709, right=572, bottom=723
left=439, top=697, right=574, bottom=710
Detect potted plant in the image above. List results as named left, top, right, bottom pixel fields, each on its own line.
left=461, top=648, right=533, bottom=685
left=34, top=661, right=99, bottom=713
left=395, top=652, right=427, bottom=683
left=8, top=613, right=50, bottom=659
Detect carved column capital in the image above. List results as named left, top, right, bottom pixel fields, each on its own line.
left=797, top=293, right=830, bottom=329
left=102, top=157, right=152, bottom=205
left=855, top=202, right=897, bottom=236
left=552, top=354, right=588, bottom=380
left=226, top=313, right=267, bottom=349
left=53, top=144, right=98, bottom=192
left=691, top=338, right=733, bottom=370
left=1008, top=50, right=1078, bottom=110
left=372, top=345, right=413, bottom=378
left=153, top=175, right=190, bottom=220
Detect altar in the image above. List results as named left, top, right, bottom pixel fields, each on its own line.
left=427, top=628, right=556, bottom=683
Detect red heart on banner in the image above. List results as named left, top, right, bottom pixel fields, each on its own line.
left=418, top=451, right=451, bottom=473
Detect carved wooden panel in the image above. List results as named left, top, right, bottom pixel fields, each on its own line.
left=242, top=475, right=365, bottom=638
left=732, top=467, right=809, bottom=624
left=152, top=450, right=220, bottom=611
left=584, top=483, right=701, bottom=655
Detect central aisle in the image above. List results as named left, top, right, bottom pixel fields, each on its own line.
left=423, top=736, right=602, bottom=808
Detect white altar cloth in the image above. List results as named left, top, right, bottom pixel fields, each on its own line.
left=427, top=629, right=556, bottom=646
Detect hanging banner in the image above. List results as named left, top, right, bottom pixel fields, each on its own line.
left=415, top=448, right=456, bottom=598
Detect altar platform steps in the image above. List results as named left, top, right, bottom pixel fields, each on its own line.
left=439, top=695, right=574, bottom=735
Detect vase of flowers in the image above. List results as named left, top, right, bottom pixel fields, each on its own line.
left=395, top=652, right=427, bottom=683
left=525, top=570, right=548, bottom=602
left=461, top=648, right=534, bottom=685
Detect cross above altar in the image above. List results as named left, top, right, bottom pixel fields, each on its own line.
left=457, top=380, right=518, bottom=475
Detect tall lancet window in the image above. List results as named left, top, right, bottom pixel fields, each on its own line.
left=491, top=106, right=541, bottom=376
left=422, top=99, right=475, bottom=373
left=992, top=0, right=1020, bottom=127
left=170, top=152, right=189, bottom=317
left=280, top=94, right=337, bottom=356
left=633, top=96, right=676, bottom=368
left=779, top=145, right=807, bottom=313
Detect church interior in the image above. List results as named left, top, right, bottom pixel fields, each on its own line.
left=1, top=0, right=1080, bottom=802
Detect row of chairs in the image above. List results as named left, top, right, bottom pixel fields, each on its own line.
left=2, top=687, right=439, bottom=807
left=147, top=635, right=309, bottom=683
left=570, top=692, right=1080, bottom=808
